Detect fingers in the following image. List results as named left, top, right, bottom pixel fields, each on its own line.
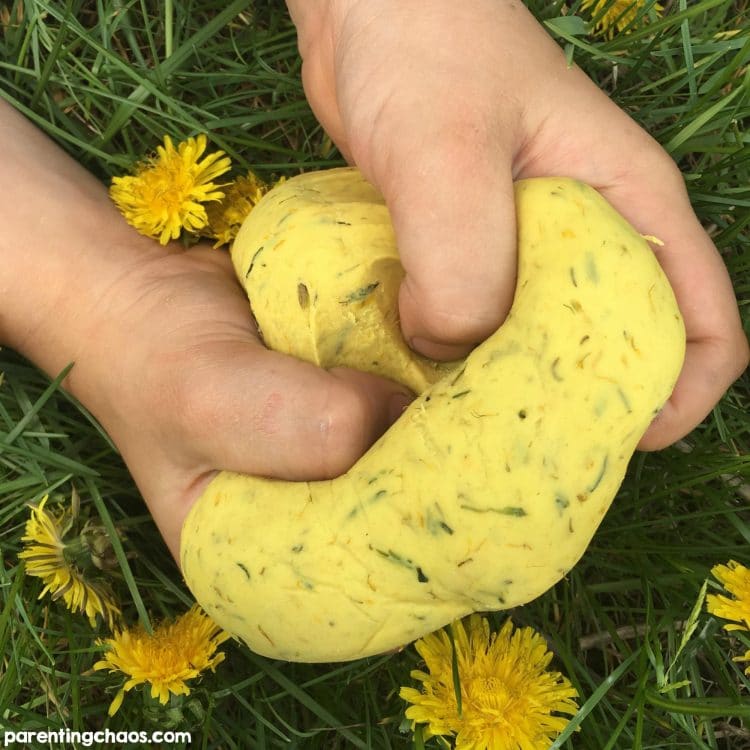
left=519, top=78, right=749, bottom=448
left=132, top=340, right=414, bottom=561
left=344, top=91, right=521, bottom=360
left=82, top=247, right=416, bottom=559
left=639, top=335, right=748, bottom=450
left=614, top=175, right=750, bottom=448
left=322, top=2, right=537, bottom=360
left=170, top=340, right=413, bottom=481
left=386, top=149, right=518, bottom=361
left=294, top=0, right=747, bottom=445
left=593, top=150, right=747, bottom=448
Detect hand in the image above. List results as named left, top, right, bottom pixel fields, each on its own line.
left=69, top=247, right=415, bottom=557
left=0, top=100, right=411, bottom=559
left=287, top=0, right=748, bottom=449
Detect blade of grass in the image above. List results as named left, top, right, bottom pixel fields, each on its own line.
left=244, top=652, right=370, bottom=750
left=2, top=363, right=73, bottom=446
left=85, top=477, right=151, bottom=632
left=96, top=0, right=252, bottom=145
left=549, top=651, right=639, bottom=749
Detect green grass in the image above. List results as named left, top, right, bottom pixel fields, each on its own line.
left=1, top=0, right=749, bottom=747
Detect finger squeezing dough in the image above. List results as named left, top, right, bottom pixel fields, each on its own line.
left=180, top=167, right=685, bottom=662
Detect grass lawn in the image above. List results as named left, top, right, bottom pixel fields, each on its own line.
left=1, top=0, right=749, bottom=747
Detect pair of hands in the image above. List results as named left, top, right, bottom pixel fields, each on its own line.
left=4, top=0, right=746, bottom=560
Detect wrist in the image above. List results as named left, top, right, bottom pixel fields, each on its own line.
left=0, top=100, right=166, bottom=387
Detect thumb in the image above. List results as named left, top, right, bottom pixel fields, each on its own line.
left=185, top=341, right=413, bottom=481
left=118, top=339, right=413, bottom=564
left=382, top=144, right=518, bottom=361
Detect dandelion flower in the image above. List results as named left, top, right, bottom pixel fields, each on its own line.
left=94, top=605, right=230, bottom=715
left=581, top=0, right=662, bottom=37
left=400, top=615, right=578, bottom=750
left=708, top=560, right=750, bottom=631
left=110, top=134, right=232, bottom=245
left=204, top=171, right=269, bottom=247
left=707, top=560, right=750, bottom=675
left=19, top=495, right=120, bottom=628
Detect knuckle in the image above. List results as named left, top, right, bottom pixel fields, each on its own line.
left=251, top=388, right=286, bottom=439
left=702, top=331, right=749, bottom=395
left=654, top=156, right=686, bottom=194
left=633, top=147, right=686, bottom=196
left=315, top=381, right=372, bottom=477
left=164, top=365, right=222, bottom=440
left=726, top=331, right=750, bottom=382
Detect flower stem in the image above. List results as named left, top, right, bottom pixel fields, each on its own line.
left=644, top=688, right=750, bottom=718
left=164, top=0, right=173, bottom=59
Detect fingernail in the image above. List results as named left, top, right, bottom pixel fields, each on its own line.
left=388, top=391, right=414, bottom=423
left=409, top=336, right=435, bottom=354
left=410, top=336, right=472, bottom=362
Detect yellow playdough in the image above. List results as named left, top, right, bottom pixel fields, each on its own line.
left=180, top=167, right=685, bottom=662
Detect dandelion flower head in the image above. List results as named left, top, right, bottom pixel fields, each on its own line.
left=707, top=560, right=750, bottom=631
left=707, top=560, right=750, bottom=676
left=204, top=171, right=269, bottom=247
left=581, top=0, right=662, bottom=37
left=400, top=614, right=578, bottom=750
left=94, top=604, right=230, bottom=715
left=19, top=495, right=120, bottom=628
left=110, top=134, right=231, bottom=245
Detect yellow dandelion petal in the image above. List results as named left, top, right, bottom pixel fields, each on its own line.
left=107, top=688, right=126, bottom=717
left=94, top=604, right=229, bottom=715
left=707, top=560, right=750, bottom=632
left=110, top=134, right=232, bottom=245
left=19, top=496, right=120, bottom=628
left=400, top=615, right=578, bottom=750
left=204, top=171, right=270, bottom=248
left=734, top=650, right=750, bottom=677
left=580, top=0, right=662, bottom=38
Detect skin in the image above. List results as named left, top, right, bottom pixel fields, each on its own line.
left=0, top=101, right=412, bottom=558
left=1, top=0, right=746, bottom=560
left=287, top=0, right=748, bottom=446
